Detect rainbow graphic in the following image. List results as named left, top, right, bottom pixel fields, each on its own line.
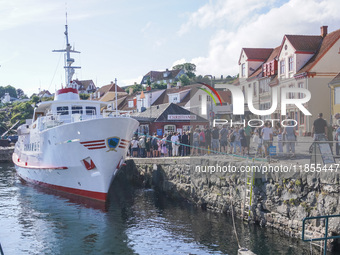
left=198, top=82, right=223, bottom=106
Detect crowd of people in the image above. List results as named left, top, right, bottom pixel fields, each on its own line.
left=129, top=121, right=301, bottom=158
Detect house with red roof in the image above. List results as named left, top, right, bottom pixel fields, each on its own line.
left=237, top=25, right=340, bottom=134
left=140, top=68, right=185, bottom=85
left=92, top=81, right=127, bottom=102
left=72, top=79, right=97, bottom=94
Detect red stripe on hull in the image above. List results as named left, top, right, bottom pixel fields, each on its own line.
left=80, top=140, right=105, bottom=144
left=18, top=174, right=107, bottom=201
left=83, top=143, right=105, bottom=147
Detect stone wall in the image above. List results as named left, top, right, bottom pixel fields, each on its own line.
left=122, top=156, right=340, bottom=251
left=0, top=147, right=14, bottom=162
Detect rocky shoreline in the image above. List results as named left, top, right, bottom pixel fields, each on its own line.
left=121, top=156, right=340, bottom=252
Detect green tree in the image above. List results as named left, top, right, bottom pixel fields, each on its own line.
left=0, top=85, right=17, bottom=98
left=126, top=84, right=143, bottom=93
left=31, top=95, right=40, bottom=104
left=10, top=101, right=34, bottom=124
left=3, top=85, right=17, bottom=98
left=79, top=93, right=89, bottom=100
left=16, top=88, right=25, bottom=98
left=151, top=82, right=167, bottom=90
left=172, top=63, right=196, bottom=79
left=179, top=74, right=190, bottom=86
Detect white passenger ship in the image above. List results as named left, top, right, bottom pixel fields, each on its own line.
left=12, top=22, right=139, bottom=201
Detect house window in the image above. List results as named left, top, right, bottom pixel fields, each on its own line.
left=138, top=124, right=149, bottom=135
left=199, top=95, right=202, bottom=101
left=253, top=82, right=257, bottom=96
left=128, top=101, right=134, bottom=108
left=72, top=106, right=83, bottom=114
left=299, top=111, right=305, bottom=124
left=298, top=83, right=304, bottom=99
left=56, top=106, right=69, bottom=115
left=86, top=106, right=96, bottom=115
left=169, top=95, right=179, bottom=103
left=241, top=63, right=246, bottom=77
left=334, top=87, right=340, bottom=104
left=259, top=79, right=269, bottom=93
left=288, top=85, right=295, bottom=99
left=164, top=125, right=176, bottom=135
left=207, top=95, right=211, bottom=102
left=182, top=125, right=192, bottom=132
left=280, top=60, right=285, bottom=75
left=288, top=56, right=294, bottom=72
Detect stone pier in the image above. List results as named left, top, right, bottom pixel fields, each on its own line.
left=120, top=156, right=340, bottom=251
left=0, top=147, right=14, bottom=162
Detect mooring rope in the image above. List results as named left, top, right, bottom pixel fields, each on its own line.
left=230, top=187, right=242, bottom=250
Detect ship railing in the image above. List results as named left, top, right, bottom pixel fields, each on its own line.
left=38, top=113, right=98, bottom=131
left=37, top=111, right=131, bottom=131
left=103, top=109, right=131, bottom=118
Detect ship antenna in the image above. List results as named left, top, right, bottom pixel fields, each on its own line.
left=52, top=12, right=81, bottom=88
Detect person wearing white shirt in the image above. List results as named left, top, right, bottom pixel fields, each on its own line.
left=261, top=122, right=273, bottom=157
left=171, top=133, right=180, bottom=156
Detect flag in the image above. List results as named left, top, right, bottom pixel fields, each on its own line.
left=140, top=90, right=145, bottom=99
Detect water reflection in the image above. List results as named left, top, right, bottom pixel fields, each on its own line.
left=0, top=163, right=326, bottom=255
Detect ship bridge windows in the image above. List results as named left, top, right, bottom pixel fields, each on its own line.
left=72, top=106, right=83, bottom=114
left=57, top=106, right=69, bottom=115
left=86, top=106, right=96, bottom=115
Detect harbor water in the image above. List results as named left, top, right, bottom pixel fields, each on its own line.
left=0, top=163, right=327, bottom=255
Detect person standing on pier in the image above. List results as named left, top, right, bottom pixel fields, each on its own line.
left=171, top=132, right=180, bottom=156
left=192, top=129, right=200, bottom=156
left=167, top=132, right=173, bottom=157
left=181, top=131, right=189, bottom=156
left=211, top=126, right=220, bottom=154
left=219, top=124, right=228, bottom=153
left=261, top=122, right=273, bottom=157
left=244, top=122, right=252, bottom=155
left=283, top=122, right=296, bottom=158
left=311, top=113, right=328, bottom=141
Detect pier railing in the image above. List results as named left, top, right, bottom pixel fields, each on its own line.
left=302, top=214, right=340, bottom=255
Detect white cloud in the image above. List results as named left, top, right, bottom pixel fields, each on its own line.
left=177, top=0, right=340, bottom=77
left=171, top=58, right=187, bottom=68
left=178, top=0, right=275, bottom=36
left=120, top=75, right=144, bottom=87
left=141, top=21, right=152, bottom=34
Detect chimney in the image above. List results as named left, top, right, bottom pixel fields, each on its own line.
left=177, top=81, right=181, bottom=87
left=129, top=87, right=133, bottom=95
left=321, top=26, right=328, bottom=37
left=167, top=83, right=171, bottom=89
left=111, top=81, right=114, bottom=84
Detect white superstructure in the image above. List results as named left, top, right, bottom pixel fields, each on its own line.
left=12, top=20, right=139, bottom=201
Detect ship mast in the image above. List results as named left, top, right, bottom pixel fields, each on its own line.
left=53, top=13, right=81, bottom=88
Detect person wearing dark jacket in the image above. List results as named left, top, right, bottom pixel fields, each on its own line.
left=181, top=132, right=189, bottom=156
left=166, top=132, right=173, bottom=157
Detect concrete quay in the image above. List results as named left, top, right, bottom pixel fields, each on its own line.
left=123, top=148, right=340, bottom=252
left=0, top=147, right=14, bottom=162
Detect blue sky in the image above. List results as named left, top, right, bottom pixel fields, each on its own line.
left=1, top=0, right=340, bottom=96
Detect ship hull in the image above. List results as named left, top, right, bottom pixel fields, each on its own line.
left=13, top=117, right=138, bottom=202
